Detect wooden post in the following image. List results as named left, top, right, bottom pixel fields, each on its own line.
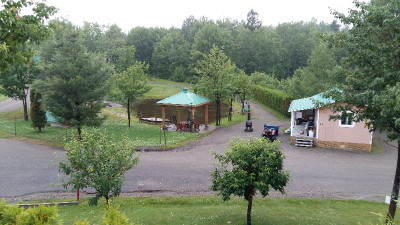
left=204, top=104, right=208, bottom=127
left=284, top=98, right=286, bottom=118
left=162, top=105, right=166, bottom=127
left=191, top=107, right=196, bottom=119
left=177, top=106, right=181, bottom=122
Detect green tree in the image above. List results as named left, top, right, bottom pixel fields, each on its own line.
left=245, top=9, right=262, bottom=31
left=191, top=23, right=234, bottom=65
left=286, top=42, right=337, bottom=98
left=249, top=72, right=283, bottom=91
left=37, top=23, right=112, bottom=139
left=115, top=45, right=136, bottom=73
left=195, top=46, right=235, bottom=126
left=0, top=0, right=56, bottom=71
left=233, top=70, right=251, bottom=112
left=0, top=56, right=40, bottom=121
left=151, top=30, right=190, bottom=79
left=113, top=62, right=151, bottom=127
left=326, top=0, right=400, bottom=222
left=98, top=24, right=127, bottom=65
left=126, top=27, right=166, bottom=67
left=211, top=137, right=290, bottom=225
left=59, top=129, right=139, bottom=206
left=30, top=88, right=46, bottom=132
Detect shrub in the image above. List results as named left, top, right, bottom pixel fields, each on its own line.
left=0, top=199, right=23, bottom=224
left=249, top=85, right=294, bottom=117
left=0, top=199, right=60, bottom=225
left=19, top=204, right=60, bottom=225
left=100, top=205, right=134, bottom=225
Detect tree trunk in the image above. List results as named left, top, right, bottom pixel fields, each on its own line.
left=22, top=95, right=28, bottom=121
left=215, top=101, right=219, bottom=126
left=127, top=99, right=131, bottom=127
left=77, top=127, right=82, bottom=141
left=229, top=99, right=233, bottom=121
left=247, top=186, right=254, bottom=225
left=386, top=139, right=400, bottom=223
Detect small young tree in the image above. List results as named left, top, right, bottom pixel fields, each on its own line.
left=30, top=88, right=47, bottom=132
left=113, top=62, right=151, bottom=127
left=58, top=129, right=139, bottom=206
left=211, top=137, right=290, bottom=225
left=195, top=45, right=236, bottom=126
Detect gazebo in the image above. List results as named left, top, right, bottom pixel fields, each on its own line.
left=156, top=88, right=212, bottom=129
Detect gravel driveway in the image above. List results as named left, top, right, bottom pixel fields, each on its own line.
left=0, top=101, right=396, bottom=202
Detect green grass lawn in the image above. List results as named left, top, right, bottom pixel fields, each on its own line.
left=0, top=94, right=7, bottom=102
left=52, top=196, right=391, bottom=225
left=0, top=108, right=206, bottom=148
left=144, top=77, right=192, bottom=99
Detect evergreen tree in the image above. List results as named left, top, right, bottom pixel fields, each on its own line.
left=37, top=22, right=112, bottom=139
left=30, top=88, right=46, bottom=132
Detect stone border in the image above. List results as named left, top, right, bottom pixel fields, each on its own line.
left=18, top=201, right=79, bottom=208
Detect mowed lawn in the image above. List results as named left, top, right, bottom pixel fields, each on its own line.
left=0, top=105, right=246, bottom=147
left=53, top=196, right=391, bottom=225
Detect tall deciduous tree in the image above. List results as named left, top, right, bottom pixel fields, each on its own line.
left=113, top=62, right=151, bottom=127
left=211, top=137, right=290, bottom=225
left=327, top=0, right=400, bottom=222
left=0, top=56, right=40, bottom=120
left=245, top=9, right=262, bottom=31
left=0, top=0, right=56, bottom=71
left=195, top=46, right=235, bottom=126
left=37, top=23, right=112, bottom=139
left=151, top=30, right=190, bottom=80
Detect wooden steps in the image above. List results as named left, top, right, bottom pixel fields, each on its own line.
left=295, top=139, right=314, bottom=148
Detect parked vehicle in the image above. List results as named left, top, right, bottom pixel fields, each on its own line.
left=262, top=124, right=279, bottom=141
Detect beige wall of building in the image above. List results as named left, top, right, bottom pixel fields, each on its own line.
left=317, top=107, right=372, bottom=145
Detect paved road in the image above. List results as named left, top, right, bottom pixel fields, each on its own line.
left=0, top=92, right=30, bottom=113
left=0, top=102, right=396, bottom=202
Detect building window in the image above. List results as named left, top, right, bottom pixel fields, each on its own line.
left=339, top=111, right=354, bottom=127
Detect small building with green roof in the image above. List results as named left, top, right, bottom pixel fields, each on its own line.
left=156, top=88, right=212, bottom=128
left=288, top=91, right=372, bottom=151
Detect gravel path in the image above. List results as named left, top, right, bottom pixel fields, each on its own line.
left=0, top=101, right=396, bottom=203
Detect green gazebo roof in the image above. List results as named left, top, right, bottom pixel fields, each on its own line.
left=288, top=92, right=335, bottom=112
left=156, top=88, right=211, bottom=107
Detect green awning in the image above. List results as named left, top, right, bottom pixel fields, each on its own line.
left=288, top=92, right=335, bottom=112
left=156, top=88, right=211, bottom=107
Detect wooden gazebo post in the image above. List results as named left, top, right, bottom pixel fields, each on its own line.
left=162, top=105, right=166, bottom=127
left=177, top=106, right=181, bottom=122
left=204, top=104, right=208, bottom=127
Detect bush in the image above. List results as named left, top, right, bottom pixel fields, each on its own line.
left=100, top=205, right=134, bottom=225
left=19, top=205, right=60, bottom=225
left=249, top=85, right=294, bottom=117
left=0, top=199, right=24, bottom=224
left=0, top=199, right=60, bottom=225
left=74, top=205, right=135, bottom=225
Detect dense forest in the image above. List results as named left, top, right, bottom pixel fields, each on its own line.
left=40, top=10, right=345, bottom=99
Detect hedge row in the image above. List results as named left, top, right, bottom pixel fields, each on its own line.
left=249, top=85, right=294, bottom=117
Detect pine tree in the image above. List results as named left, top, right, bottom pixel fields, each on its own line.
left=37, top=22, right=112, bottom=139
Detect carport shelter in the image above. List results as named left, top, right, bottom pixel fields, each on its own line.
left=156, top=88, right=212, bottom=127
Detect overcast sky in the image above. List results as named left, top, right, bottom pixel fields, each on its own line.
left=41, top=0, right=366, bottom=32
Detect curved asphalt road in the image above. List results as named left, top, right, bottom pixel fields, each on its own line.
left=0, top=102, right=396, bottom=202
